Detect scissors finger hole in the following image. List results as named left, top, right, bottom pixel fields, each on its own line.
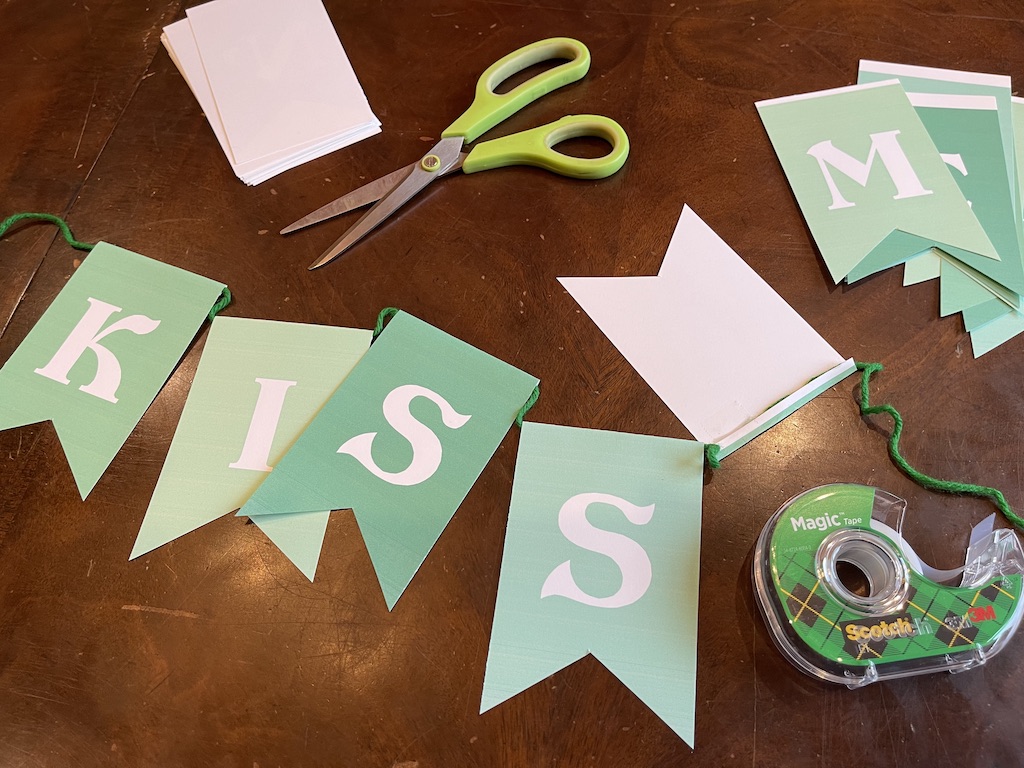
left=491, top=58, right=573, bottom=95
left=548, top=135, right=617, bottom=159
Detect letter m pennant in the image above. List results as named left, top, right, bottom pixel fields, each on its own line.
left=0, top=242, right=227, bottom=498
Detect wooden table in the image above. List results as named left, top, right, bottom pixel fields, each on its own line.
left=3, top=1, right=1024, bottom=765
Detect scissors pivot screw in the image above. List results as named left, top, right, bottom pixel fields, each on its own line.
left=420, top=154, right=443, bottom=172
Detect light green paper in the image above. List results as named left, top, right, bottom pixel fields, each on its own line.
left=130, top=317, right=371, bottom=580
left=756, top=81, right=997, bottom=284
left=914, top=103, right=1024, bottom=293
left=859, top=61, right=1017, bottom=212
left=938, top=259, right=999, bottom=317
left=970, top=308, right=1024, bottom=357
left=963, top=297, right=1013, bottom=332
left=239, top=311, right=539, bottom=609
left=903, top=251, right=941, bottom=285
left=967, top=96, right=1024, bottom=351
left=854, top=63, right=1024, bottom=322
left=852, top=80, right=1024, bottom=292
left=845, top=232, right=1018, bottom=310
left=480, top=422, right=704, bottom=746
left=1013, top=98, right=1024, bottom=219
left=0, top=242, right=225, bottom=498
left=960, top=98, right=1024, bottom=350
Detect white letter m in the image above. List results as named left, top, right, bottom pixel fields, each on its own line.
left=806, top=130, right=933, bottom=210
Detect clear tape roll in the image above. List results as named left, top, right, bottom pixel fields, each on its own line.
left=753, top=484, right=1024, bottom=687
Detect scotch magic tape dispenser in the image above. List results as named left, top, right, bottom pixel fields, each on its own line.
left=752, top=484, right=1024, bottom=687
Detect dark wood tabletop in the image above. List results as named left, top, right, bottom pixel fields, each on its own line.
left=4, top=1, right=1024, bottom=766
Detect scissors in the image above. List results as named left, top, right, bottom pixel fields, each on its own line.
left=282, top=37, right=630, bottom=270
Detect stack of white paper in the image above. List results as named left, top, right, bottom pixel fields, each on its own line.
left=162, top=0, right=381, bottom=185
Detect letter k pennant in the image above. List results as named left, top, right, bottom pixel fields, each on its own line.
left=0, top=243, right=226, bottom=498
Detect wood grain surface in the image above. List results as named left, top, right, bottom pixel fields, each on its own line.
left=2, top=1, right=1024, bottom=766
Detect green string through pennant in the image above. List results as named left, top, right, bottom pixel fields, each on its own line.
left=856, top=361, right=1023, bottom=530
left=372, top=307, right=400, bottom=341
left=0, top=212, right=95, bottom=251
left=515, top=385, right=540, bottom=428
left=208, top=287, right=232, bottom=321
left=704, top=443, right=721, bottom=469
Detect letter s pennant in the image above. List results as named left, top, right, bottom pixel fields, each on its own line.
left=0, top=242, right=227, bottom=498
left=239, top=310, right=539, bottom=610
left=481, top=422, right=704, bottom=746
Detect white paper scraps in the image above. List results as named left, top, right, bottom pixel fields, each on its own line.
left=559, top=205, right=855, bottom=458
left=163, top=0, right=380, bottom=185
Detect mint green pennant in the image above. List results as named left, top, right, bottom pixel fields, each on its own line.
left=130, top=317, right=371, bottom=579
left=757, top=81, right=997, bottom=284
left=970, top=307, right=1024, bottom=356
left=938, top=259, right=1003, bottom=317
left=0, top=242, right=225, bottom=498
left=1013, top=98, right=1024, bottom=219
left=239, top=310, right=539, bottom=609
left=963, top=297, right=1013, bottom=331
left=481, top=422, right=704, bottom=746
left=859, top=61, right=1018, bottom=212
left=856, top=65, right=1024, bottom=295
left=903, top=251, right=941, bottom=285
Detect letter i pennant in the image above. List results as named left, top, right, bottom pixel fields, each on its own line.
left=130, top=317, right=371, bottom=579
left=481, top=422, right=704, bottom=746
left=0, top=242, right=226, bottom=498
left=239, top=310, right=539, bottom=609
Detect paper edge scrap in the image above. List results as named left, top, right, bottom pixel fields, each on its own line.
left=714, top=358, right=857, bottom=459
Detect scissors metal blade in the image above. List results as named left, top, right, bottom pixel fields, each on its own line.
left=308, top=137, right=464, bottom=270
left=281, top=168, right=411, bottom=235
left=281, top=158, right=466, bottom=234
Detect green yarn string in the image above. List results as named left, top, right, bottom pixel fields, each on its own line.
left=704, top=443, right=721, bottom=469
left=515, top=385, right=540, bottom=428
left=372, top=307, right=400, bottom=341
left=208, top=287, right=232, bottom=321
left=0, top=212, right=95, bottom=251
left=856, top=361, right=1024, bottom=530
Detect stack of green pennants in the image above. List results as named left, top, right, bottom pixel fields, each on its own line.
left=757, top=60, right=1024, bottom=357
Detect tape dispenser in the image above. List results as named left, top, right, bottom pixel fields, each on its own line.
left=753, top=484, right=1024, bottom=687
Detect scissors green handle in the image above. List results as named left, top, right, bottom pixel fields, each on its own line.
left=442, top=37, right=591, bottom=144
left=461, top=114, right=629, bottom=179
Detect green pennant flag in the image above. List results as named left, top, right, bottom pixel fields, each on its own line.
left=238, top=310, right=539, bottom=609
left=481, top=422, right=704, bottom=746
left=756, top=81, right=997, bottom=285
left=0, top=242, right=226, bottom=498
left=851, top=62, right=1024, bottom=300
left=130, top=317, right=371, bottom=579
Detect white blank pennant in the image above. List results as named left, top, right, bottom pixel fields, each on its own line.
left=559, top=205, right=853, bottom=456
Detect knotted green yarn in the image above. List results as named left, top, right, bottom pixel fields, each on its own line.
left=515, top=385, right=540, bottom=428
left=856, top=361, right=1023, bottom=530
left=0, top=212, right=94, bottom=251
left=208, top=287, right=232, bottom=321
left=704, top=443, right=721, bottom=469
left=372, top=307, right=400, bottom=341
left=2, top=212, right=232, bottom=322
